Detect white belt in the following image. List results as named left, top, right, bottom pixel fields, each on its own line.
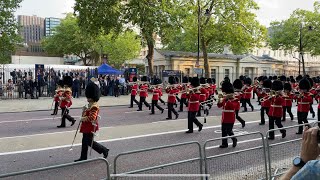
left=271, top=105, right=282, bottom=108
left=244, top=92, right=251, bottom=94
left=200, top=94, right=206, bottom=96
left=223, top=110, right=235, bottom=112
left=189, top=101, right=199, bottom=103
left=153, top=93, right=159, bottom=95
left=298, top=102, right=310, bottom=105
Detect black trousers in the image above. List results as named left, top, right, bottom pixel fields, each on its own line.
left=235, top=110, right=245, bottom=124
left=243, top=99, right=254, bottom=111
left=310, top=104, right=315, bottom=115
left=60, top=107, right=73, bottom=127
left=167, top=103, right=178, bottom=119
left=80, top=133, right=108, bottom=160
left=260, top=107, right=269, bottom=124
left=138, top=97, right=150, bottom=110
left=187, top=111, right=202, bottom=131
left=52, top=102, right=59, bottom=115
left=282, top=106, right=294, bottom=121
left=130, top=95, right=139, bottom=107
left=179, top=98, right=188, bottom=111
left=297, top=112, right=309, bottom=133
left=318, top=109, right=320, bottom=127
left=151, top=100, right=164, bottom=114
left=176, top=95, right=181, bottom=102
left=268, top=116, right=285, bottom=138
left=221, top=123, right=236, bottom=146
left=159, top=97, right=165, bottom=104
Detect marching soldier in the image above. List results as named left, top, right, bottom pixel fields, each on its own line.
left=197, top=77, right=208, bottom=117
left=159, top=85, right=166, bottom=105
left=75, top=82, right=109, bottom=162
left=282, top=82, right=294, bottom=121
left=128, top=76, right=139, bottom=108
left=179, top=77, right=189, bottom=112
left=57, top=76, right=76, bottom=128
left=295, top=78, right=313, bottom=134
left=307, top=77, right=316, bottom=118
left=186, top=77, right=203, bottom=133
left=242, top=77, right=254, bottom=112
left=51, top=80, right=63, bottom=115
left=137, top=76, right=151, bottom=111
left=268, top=80, right=286, bottom=140
left=257, top=78, right=272, bottom=125
left=233, top=79, right=246, bottom=128
left=217, top=81, right=237, bottom=148
left=150, top=78, right=164, bottom=115
left=166, top=76, right=179, bottom=120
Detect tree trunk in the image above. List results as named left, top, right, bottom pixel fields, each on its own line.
left=146, top=39, right=154, bottom=76
left=201, top=37, right=210, bottom=78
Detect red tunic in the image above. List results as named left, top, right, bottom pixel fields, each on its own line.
left=283, top=92, right=294, bottom=107
left=315, top=94, right=320, bottom=109
left=217, top=98, right=236, bottom=123
left=211, top=84, right=217, bottom=95
left=54, top=91, right=62, bottom=102
left=188, top=93, right=200, bottom=112
left=60, top=91, right=72, bottom=108
left=166, top=88, right=179, bottom=103
left=234, top=91, right=242, bottom=110
left=199, top=88, right=208, bottom=102
left=139, top=84, right=149, bottom=97
left=131, top=84, right=138, bottom=96
left=268, top=96, right=284, bottom=118
left=80, top=104, right=99, bottom=133
left=296, top=93, right=313, bottom=112
left=243, top=86, right=253, bottom=99
left=180, top=85, right=188, bottom=99
left=152, top=88, right=161, bottom=101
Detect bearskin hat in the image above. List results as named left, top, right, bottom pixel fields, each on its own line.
left=58, top=80, right=64, bottom=87
left=272, top=80, right=283, bottom=91
left=272, top=76, right=278, bottom=81
left=224, top=77, right=230, bottom=83
left=299, top=78, right=311, bottom=90
left=262, top=76, right=268, bottom=81
left=168, top=76, right=175, bottom=84
left=239, top=75, right=245, bottom=81
left=182, top=76, right=189, bottom=84
left=191, top=77, right=200, bottom=88
left=257, top=76, right=263, bottom=82
left=244, top=78, right=252, bottom=85
left=286, top=77, right=290, bottom=82
left=307, top=77, right=313, bottom=87
left=188, top=77, right=192, bottom=83
left=290, top=78, right=296, bottom=83
left=233, top=79, right=243, bottom=90
left=175, top=77, right=180, bottom=84
left=200, top=77, right=206, bottom=84
left=263, top=79, right=272, bottom=89
left=306, top=75, right=310, bottom=78
left=212, top=78, right=216, bottom=84
left=133, top=76, right=137, bottom=82
left=154, top=78, right=162, bottom=85
left=284, top=82, right=292, bottom=91
left=312, top=77, right=318, bottom=84
left=63, top=76, right=73, bottom=88
left=207, top=78, right=212, bottom=84
left=268, top=76, right=273, bottom=80
left=280, top=75, right=286, bottom=82
left=85, top=82, right=101, bottom=102
left=222, top=81, right=234, bottom=94
left=141, top=76, right=148, bottom=82
left=296, top=75, right=303, bottom=82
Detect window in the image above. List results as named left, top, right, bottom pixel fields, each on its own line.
left=224, top=69, right=229, bottom=78
left=263, top=70, right=267, bottom=76
left=211, top=69, right=216, bottom=79
left=185, top=68, right=190, bottom=76
left=244, top=68, right=249, bottom=76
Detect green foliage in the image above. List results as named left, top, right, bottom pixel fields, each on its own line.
left=268, top=3, right=320, bottom=56
left=42, top=14, right=141, bottom=67
left=0, top=0, right=22, bottom=64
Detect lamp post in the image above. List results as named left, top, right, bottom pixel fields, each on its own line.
left=299, top=23, right=313, bottom=76
left=292, top=57, right=301, bottom=75
left=196, top=0, right=200, bottom=68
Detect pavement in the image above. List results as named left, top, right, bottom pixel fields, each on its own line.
left=0, top=96, right=318, bottom=180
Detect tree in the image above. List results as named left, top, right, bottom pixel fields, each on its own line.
left=269, top=2, right=320, bottom=75
left=42, top=14, right=141, bottom=67
left=74, top=0, right=178, bottom=76
left=0, top=0, right=22, bottom=64
left=161, top=0, right=267, bottom=78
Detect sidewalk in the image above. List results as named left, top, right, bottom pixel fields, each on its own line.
left=0, top=94, right=169, bottom=113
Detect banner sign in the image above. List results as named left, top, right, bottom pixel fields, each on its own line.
left=162, top=70, right=181, bottom=77
left=129, top=68, right=137, bottom=82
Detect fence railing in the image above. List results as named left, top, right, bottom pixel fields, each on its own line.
left=1, top=123, right=318, bottom=180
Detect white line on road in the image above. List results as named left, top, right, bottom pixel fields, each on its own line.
left=0, top=116, right=81, bottom=124
left=0, top=120, right=265, bottom=156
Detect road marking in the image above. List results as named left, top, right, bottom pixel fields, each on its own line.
left=0, top=116, right=81, bottom=124
left=0, top=120, right=264, bottom=156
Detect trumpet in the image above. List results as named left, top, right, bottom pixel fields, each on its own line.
left=149, top=84, right=163, bottom=89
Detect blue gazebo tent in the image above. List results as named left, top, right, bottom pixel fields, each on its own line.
left=97, top=63, right=123, bottom=75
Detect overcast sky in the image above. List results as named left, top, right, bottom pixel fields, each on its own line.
left=14, top=0, right=317, bottom=27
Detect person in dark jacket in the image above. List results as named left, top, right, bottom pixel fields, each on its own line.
left=72, top=76, right=80, bottom=98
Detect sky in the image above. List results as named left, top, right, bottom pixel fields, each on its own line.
left=14, top=0, right=317, bottom=27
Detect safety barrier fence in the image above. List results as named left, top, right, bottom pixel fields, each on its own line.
left=0, top=123, right=317, bottom=180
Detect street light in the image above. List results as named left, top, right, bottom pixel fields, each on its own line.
left=299, top=23, right=313, bottom=76
left=292, top=56, right=301, bottom=75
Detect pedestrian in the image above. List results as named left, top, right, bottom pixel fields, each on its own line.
left=6, top=79, right=14, bottom=99
left=150, top=78, right=164, bottom=115
left=242, top=77, right=254, bottom=112
left=128, top=77, right=139, bottom=108
left=72, top=76, right=80, bottom=98
left=179, top=77, right=189, bottom=112
left=233, top=79, right=246, bottom=128
left=74, top=82, right=109, bottom=162
left=137, top=76, right=151, bottom=111
left=166, top=76, right=179, bottom=120
left=282, top=82, right=294, bottom=121
left=51, top=80, right=63, bottom=115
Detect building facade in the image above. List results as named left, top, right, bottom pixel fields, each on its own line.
left=146, top=49, right=284, bottom=85
left=17, top=15, right=45, bottom=43
left=44, top=17, right=61, bottom=36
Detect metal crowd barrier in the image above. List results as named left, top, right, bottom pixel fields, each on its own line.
left=265, top=122, right=320, bottom=180
left=203, top=131, right=268, bottom=180
left=113, top=141, right=203, bottom=180
left=0, top=158, right=110, bottom=180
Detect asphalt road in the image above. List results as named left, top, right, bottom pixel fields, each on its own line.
left=0, top=100, right=318, bottom=180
